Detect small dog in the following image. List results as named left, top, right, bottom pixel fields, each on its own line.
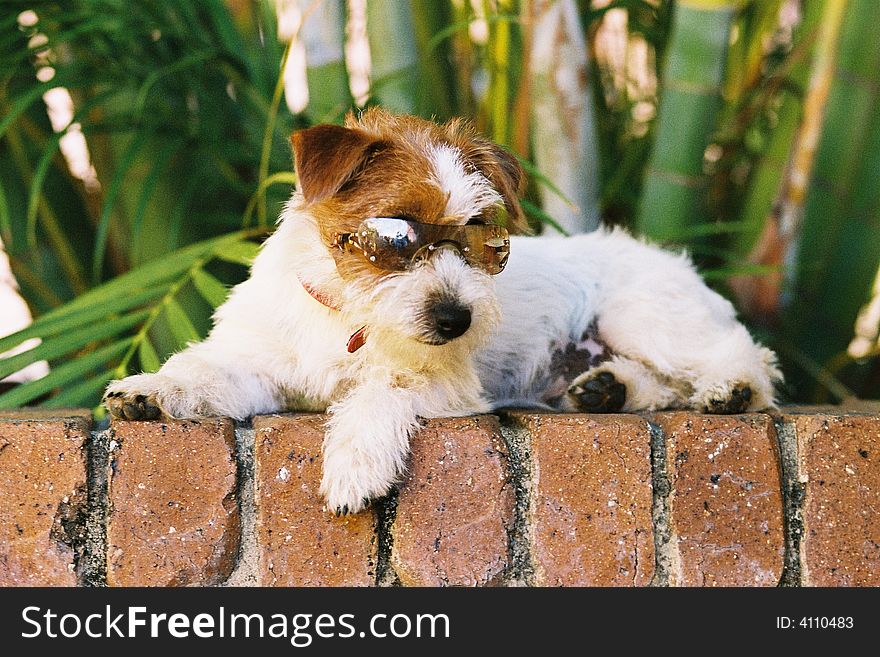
left=105, top=108, right=782, bottom=514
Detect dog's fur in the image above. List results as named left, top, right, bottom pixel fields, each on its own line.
left=105, top=108, right=782, bottom=514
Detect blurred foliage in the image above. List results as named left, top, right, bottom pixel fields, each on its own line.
left=0, top=0, right=879, bottom=410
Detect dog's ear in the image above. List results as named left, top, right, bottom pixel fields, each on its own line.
left=470, top=141, right=530, bottom=234
left=291, top=124, right=376, bottom=204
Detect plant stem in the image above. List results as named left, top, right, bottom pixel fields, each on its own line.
left=258, top=40, right=293, bottom=227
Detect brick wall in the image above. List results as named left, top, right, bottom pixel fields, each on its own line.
left=1, top=407, right=878, bottom=587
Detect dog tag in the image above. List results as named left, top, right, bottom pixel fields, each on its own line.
left=347, top=326, right=367, bottom=353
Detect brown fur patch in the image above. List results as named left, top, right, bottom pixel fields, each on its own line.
left=291, top=125, right=376, bottom=204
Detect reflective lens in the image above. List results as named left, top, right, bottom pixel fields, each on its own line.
left=337, top=217, right=510, bottom=274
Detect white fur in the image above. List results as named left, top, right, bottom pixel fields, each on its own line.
left=428, top=144, right=502, bottom=220
left=106, top=166, right=781, bottom=515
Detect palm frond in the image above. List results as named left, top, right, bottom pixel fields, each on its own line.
left=0, top=229, right=265, bottom=408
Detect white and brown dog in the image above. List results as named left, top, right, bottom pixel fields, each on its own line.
left=104, top=108, right=782, bottom=515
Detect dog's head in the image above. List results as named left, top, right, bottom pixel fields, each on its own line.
left=289, top=108, right=527, bottom=357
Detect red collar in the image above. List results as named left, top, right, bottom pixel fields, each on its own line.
left=297, top=272, right=367, bottom=353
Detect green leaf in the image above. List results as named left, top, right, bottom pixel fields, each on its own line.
left=92, top=131, right=150, bottom=282
left=130, top=139, right=181, bottom=261
left=0, top=338, right=133, bottom=409
left=214, top=239, right=260, bottom=266
left=514, top=155, right=578, bottom=211
left=24, top=131, right=64, bottom=245
left=168, top=158, right=210, bottom=250
left=133, top=49, right=219, bottom=119
left=42, top=372, right=114, bottom=409
left=204, top=0, right=249, bottom=64
left=9, top=16, right=124, bottom=70
left=23, top=89, right=117, bottom=245
left=242, top=171, right=297, bottom=227
left=669, top=220, right=755, bottom=239
left=163, top=299, right=200, bottom=347
left=0, top=179, right=11, bottom=242
left=425, top=14, right=519, bottom=55
left=636, top=2, right=738, bottom=241
left=0, top=81, right=61, bottom=141
left=366, top=0, right=420, bottom=114
left=191, top=269, right=229, bottom=307
left=52, top=232, right=249, bottom=319
left=0, top=286, right=165, bottom=356
left=137, top=338, right=162, bottom=373
left=520, top=199, right=570, bottom=236
left=701, top=264, right=783, bottom=281
left=0, top=309, right=150, bottom=381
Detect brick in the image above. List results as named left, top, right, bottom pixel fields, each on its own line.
left=391, top=416, right=514, bottom=586
left=656, top=413, right=783, bottom=586
left=518, top=413, right=654, bottom=586
left=107, top=419, right=239, bottom=586
left=0, top=414, right=90, bottom=586
left=792, top=414, right=880, bottom=586
left=254, top=414, right=377, bottom=586
left=0, top=408, right=92, bottom=420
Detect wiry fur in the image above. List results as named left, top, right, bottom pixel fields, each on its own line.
left=105, top=108, right=782, bottom=514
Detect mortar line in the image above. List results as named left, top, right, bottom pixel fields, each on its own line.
left=82, top=427, right=110, bottom=587
left=374, top=489, right=401, bottom=586
left=772, top=417, right=804, bottom=587
left=497, top=412, right=535, bottom=587
left=646, top=419, right=673, bottom=587
left=224, top=421, right=259, bottom=586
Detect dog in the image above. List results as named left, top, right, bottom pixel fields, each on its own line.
left=104, top=108, right=782, bottom=515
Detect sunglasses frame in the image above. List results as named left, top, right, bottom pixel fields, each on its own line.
left=333, top=217, right=511, bottom=275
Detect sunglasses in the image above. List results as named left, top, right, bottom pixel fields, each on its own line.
left=333, top=217, right=511, bottom=275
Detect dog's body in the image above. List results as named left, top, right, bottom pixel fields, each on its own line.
left=105, top=109, right=781, bottom=514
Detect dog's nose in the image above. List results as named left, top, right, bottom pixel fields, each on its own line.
left=431, top=301, right=471, bottom=340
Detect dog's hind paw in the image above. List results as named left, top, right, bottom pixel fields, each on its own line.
left=701, top=384, right=753, bottom=414
left=567, top=370, right=627, bottom=413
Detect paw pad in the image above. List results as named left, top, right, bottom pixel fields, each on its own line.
left=568, top=371, right=627, bottom=413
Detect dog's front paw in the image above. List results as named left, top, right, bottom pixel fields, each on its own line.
left=319, top=447, right=397, bottom=516
left=104, top=374, right=168, bottom=420
left=567, top=370, right=627, bottom=413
